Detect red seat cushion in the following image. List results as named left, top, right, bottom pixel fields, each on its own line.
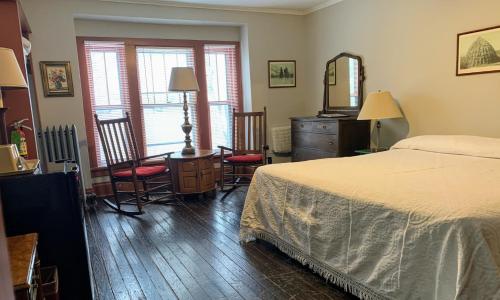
left=225, top=154, right=263, bottom=163
left=113, top=165, right=167, bottom=178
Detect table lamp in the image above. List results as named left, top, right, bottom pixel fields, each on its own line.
left=168, top=67, right=199, bottom=155
left=0, top=47, right=28, bottom=145
left=358, top=91, right=403, bottom=151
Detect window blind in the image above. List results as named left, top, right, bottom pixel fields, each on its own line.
left=204, top=44, right=240, bottom=149
left=83, top=41, right=131, bottom=167
left=136, top=47, right=198, bottom=155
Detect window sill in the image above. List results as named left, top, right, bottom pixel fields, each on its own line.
left=91, top=149, right=230, bottom=173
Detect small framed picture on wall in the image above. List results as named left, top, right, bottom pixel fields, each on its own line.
left=268, top=60, right=296, bottom=88
left=457, top=25, right=500, bottom=76
left=39, top=61, right=74, bottom=97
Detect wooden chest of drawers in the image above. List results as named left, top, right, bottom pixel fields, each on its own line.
left=291, top=116, right=370, bottom=162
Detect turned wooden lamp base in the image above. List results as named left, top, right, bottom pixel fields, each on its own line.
left=181, top=91, right=195, bottom=155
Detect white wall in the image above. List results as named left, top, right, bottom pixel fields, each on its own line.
left=305, top=0, right=500, bottom=147
left=21, top=0, right=307, bottom=186
left=23, top=0, right=500, bottom=185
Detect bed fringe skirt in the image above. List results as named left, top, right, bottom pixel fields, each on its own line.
left=240, top=229, right=389, bottom=300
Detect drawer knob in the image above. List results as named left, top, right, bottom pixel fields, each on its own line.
left=329, top=141, right=334, bottom=145
left=322, top=125, right=327, bottom=129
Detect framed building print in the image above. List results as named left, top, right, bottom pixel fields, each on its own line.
left=39, top=61, right=74, bottom=97
left=457, top=25, right=500, bottom=76
left=268, top=60, right=296, bottom=88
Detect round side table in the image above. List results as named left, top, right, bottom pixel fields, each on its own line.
left=168, top=149, right=216, bottom=196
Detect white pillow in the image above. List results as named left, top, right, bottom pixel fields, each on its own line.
left=391, top=135, right=500, bottom=159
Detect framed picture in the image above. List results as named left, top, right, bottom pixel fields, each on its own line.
left=457, top=25, right=500, bottom=76
left=39, top=61, right=74, bottom=97
left=328, top=61, right=336, bottom=85
left=268, top=60, right=296, bottom=88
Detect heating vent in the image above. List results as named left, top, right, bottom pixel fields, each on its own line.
left=271, top=126, right=291, bottom=155
left=38, top=125, right=81, bottom=165
left=38, top=125, right=88, bottom=204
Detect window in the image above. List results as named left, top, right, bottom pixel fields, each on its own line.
left=349, top=59, right=359, bottom=106
left=78, top=38, right=242, bottom=169
left=137, top=47, right=198, bottom=155
left=205, top=44, right=240, bottom=149
left=83, top=41, right=130, bottom=166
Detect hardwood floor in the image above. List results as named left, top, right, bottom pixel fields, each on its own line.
left=85, top=188, right=358, bottom=300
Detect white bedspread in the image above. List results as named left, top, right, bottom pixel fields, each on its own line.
left=240, top=135, right=500, bottom=300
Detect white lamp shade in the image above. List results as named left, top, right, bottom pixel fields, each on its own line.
left=168, top=67, right=199, bottom=92
left=0, top=47, right=27, bottom=88
left=358, top=91, right=403, bottom=120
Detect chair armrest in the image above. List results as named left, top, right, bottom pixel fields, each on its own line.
left=217, top=145, right=234, bottom=152
left=138, top=152, right=174, bottom=161
left=109, top=160, right=135, bottom=170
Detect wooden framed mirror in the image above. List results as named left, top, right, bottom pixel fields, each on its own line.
left=320, top=53, right=365, bottom=116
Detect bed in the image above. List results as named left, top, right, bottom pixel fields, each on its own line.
left=240, top=135, right=500, bottom=300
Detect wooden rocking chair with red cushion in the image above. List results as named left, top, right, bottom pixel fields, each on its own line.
left=218, top=107, right=268, bottom=200
left=94, top=112, right=176, bottom=215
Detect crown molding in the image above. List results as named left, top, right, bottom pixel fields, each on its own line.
left=305, top=0, right=344, bottom=14
left=97, top=0, right=345, bottom=16
left=98, top=0, right=304, bottom=15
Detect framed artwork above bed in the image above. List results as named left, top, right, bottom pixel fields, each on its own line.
left=457, top=25, right=500, bottom=76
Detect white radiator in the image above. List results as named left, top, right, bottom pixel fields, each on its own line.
left=271, top=126, right=291, bottom=154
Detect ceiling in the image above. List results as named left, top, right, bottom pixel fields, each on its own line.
left=102, top=0, right=344, bottom=14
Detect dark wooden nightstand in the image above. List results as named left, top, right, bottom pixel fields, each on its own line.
left=168, top=150, right=216, bottom=196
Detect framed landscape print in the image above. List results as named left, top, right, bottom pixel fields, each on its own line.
left=268, top=60, right=296, bottom=88
left=39, top=61, right=74, bottom=97
left=457, top=25, right=500, bottom=76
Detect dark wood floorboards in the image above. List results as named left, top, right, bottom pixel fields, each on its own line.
left=85, top=188, right=358, bottom=300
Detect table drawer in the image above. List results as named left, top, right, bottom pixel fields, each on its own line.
left=311, top=121, right=338, bottom=134
left=292, top=148, right=336, bottom=162
left=294, top=133, right=337, bottom=152
left=181, top=160, right=198, bottom=172
left=199, top=158, right=213, bottom=170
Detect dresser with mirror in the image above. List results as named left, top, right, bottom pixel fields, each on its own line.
left=291, top=53, right=370, bottom=162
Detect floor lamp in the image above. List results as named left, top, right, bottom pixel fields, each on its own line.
left=0, top=47, right=28, bottom=145
left=168, top=67, right=200, bottom=155
left=358, top=91, right=403, bottom=151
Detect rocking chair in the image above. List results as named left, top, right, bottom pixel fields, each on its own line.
left=218, top=107, right=268, bottom=200
left=95, top=112, right=176, bottom=215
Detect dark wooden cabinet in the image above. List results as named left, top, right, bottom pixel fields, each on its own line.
left=0, top=172, right=92, bottom=300
left=291, top=116, right=370, bottom=162
left=8, top=233, right=42, bottom=300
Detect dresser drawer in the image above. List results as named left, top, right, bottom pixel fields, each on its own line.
left=311, top=121, right=338, bottom=134
left=291, top=120, right=313, bottom=132
left=294, top=133, right=337, bottom=152
left=292, top=148, right=337, bottom=162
